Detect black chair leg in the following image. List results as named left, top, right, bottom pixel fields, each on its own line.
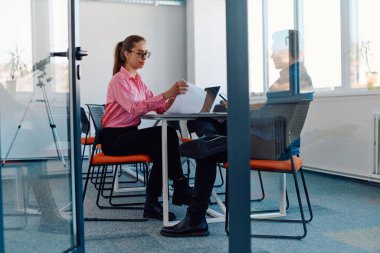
left=82, top=162, right=93, bottom=202
left=81, top=143, right=86, bottom=175
left=213, top=164, right=224, bottom=188
left=250, top=172, right=307, bottom=239
left=252, top=171, right=265, bottom=201
left=291, top=171, right=307, bottom=239
left=300, top=169, right=313, bottom=222
left=224, top=172, right=229, bottom=235
left=286, top=190, right=290, bottom=210
left=108, top=164, right=146, bottom=207
left=95, top=166, right=107, bottom=209
left=85, top=164, right=148, bottom=222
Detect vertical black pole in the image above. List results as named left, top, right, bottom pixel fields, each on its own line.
left=226, top=0, right=251, bottom=252
left=69, top=0, right=85, bottom=251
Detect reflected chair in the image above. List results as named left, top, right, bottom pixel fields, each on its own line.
left=224, top=100, right=313, bottom=239
left=1, top=161, right=28, bottom=230
left=83, top=104, right=150, bottom=222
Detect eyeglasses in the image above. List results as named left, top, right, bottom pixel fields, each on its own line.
left=130, top=50, right=151, bottom=59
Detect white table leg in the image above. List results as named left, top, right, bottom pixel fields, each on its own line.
left=208, top=173, right=287, bottom=220
left=16, top=167, right=25, bottom=212
left=114, top=167, right=146, bottom=193
left=279, top=173, right=286, bottom=215
left=251, top=173, right=286, bottom=219
left=161, top=120, right=170, bottom=226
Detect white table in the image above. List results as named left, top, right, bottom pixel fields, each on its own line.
left=142, top=112, right=286, bottom=226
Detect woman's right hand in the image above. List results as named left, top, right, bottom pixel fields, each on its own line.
left=162, top=80, right=188, bottom=99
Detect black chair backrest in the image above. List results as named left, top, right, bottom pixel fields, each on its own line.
left=250, top=100, right=311, bottom=160
left=85, top=104, right=105, bottom=151
left=85, top=104, right=104, bottom=132
left=80, top=107, right=90, bottom=134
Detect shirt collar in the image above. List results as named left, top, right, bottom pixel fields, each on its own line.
left=120, top=66, right=141, bottom=81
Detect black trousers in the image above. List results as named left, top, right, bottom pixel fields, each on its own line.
left=187, top=118, right=227, bottom=217
left=101, top=126, right=184, bottom=199
left=188, top=151, right=227, bottom=217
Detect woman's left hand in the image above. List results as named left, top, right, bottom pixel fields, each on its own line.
left=162, top=80, right=188, bottom=99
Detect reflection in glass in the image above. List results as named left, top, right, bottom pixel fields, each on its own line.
left=269, top=29, right=313, bottom=94
left=0, top=0, right=76, bottom=252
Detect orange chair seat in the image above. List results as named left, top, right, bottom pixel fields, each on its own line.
left=92, top=152, right=152, bottom=165
left=181, top=138, right=192, bottom=143
left=223, top=156, right=302, bottom=173
left=81, top=136, right=95, bottom=145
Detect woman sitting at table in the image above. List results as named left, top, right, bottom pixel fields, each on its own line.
left=101, top=35, right=192, bottom=221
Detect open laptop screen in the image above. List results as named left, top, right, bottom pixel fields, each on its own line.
left=200, top=86, right=220, bottom=113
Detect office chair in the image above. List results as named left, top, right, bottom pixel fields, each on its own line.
left=224, top=100, right=313, bottom=239
left=83, top=104, right=150, bottom=222
left=80, top=107, right=95, bottom=174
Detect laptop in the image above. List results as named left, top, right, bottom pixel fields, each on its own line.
left=163, top=85, right=225, bottom=115
left=200, top=86, right=221, bottom=113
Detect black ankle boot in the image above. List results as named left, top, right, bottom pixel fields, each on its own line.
left=143, top=198, right=176, bottom=221
left=160, top=212, right=209, bottom=237
left=172, top=177, right=192, bottom=206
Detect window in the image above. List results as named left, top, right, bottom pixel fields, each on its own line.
left=248, top=0, right=380, bottom=95
left=0, top=0, right=69, bottom=94
left=266, top=0, right=294, bottom=90
left=303, top=0, right=341, bottom=91
left=50, top=0, right=69, bottom=93
left=248, top=0, right=263, bottom=94
left=0, top=0, right=33, bottom=92
left=356, top=0, right=380, bottom=89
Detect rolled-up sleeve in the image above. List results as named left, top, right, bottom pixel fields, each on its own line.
left=112, top=79, right=166, bottom=117
left=144, top=88, right=170, bottom=114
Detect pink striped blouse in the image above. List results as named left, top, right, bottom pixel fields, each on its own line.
left=101, top=67, right=168, bottom=128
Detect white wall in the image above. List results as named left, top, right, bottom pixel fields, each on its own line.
left=186, top=0, right=227, bottom=94
left=78, top=1, right=380, bottom=182
left=79, top=2, right=186, bottom=106
left=302, top=93, right=380, bottom=181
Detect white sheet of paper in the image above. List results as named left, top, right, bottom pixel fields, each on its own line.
left=165, top=82, right=206, bottom=114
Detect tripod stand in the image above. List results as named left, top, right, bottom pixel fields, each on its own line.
left=1, top=60, right=66, bottom=168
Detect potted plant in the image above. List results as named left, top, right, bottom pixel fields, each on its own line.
left=358, top=40, right=378, bottom=89
left=6, top=46, right=28, bottom=93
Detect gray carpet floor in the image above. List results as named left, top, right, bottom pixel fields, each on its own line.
left=3, top=161, right=380, bottom=253
left=82, top=165, right=380, bottom=253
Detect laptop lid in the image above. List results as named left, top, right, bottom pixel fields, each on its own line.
left=200, top=86, right=220, bottom=112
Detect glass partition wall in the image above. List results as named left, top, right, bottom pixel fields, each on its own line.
left=0, top=0, right=83, bottom=252
left=244, top=0, right=313, bottom=244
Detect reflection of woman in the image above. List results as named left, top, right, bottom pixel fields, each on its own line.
left=101, top=35, right=192, bottom=221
